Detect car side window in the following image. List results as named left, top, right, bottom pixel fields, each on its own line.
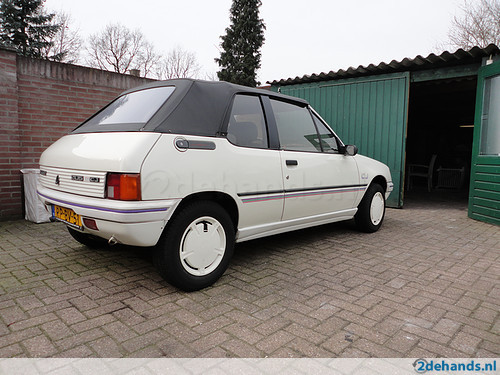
left=270, top=99, right=322, bottom=152
left=312, top=114, right=339, bottom=153
left=227, top=95, right=268, bottom=149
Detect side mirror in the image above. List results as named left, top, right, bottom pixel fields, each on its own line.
left=340, top=144, right=358, bottom=156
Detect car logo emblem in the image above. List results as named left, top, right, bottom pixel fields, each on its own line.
left=55, top=175, right=60, bottom=185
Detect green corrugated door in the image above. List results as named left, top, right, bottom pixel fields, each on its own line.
left=469, top=61, right=500, bottom=225
left=278, top=72, right=409, bottom=208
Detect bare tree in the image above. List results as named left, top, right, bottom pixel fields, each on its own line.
left=86, top=23, right=146, bottom=74
left=155, top=46, right=201, bottom=80
left=42, top=11, right=82, bottom=63
left=136, top=41, right=161, bottom=78
left=445, top=0, right=500, bottom=50
left=85, top=24, right=202, bottom=78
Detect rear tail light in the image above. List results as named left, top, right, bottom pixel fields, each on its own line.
left=106, top=173, right=141, bottom=200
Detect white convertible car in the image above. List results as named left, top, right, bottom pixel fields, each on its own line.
left=38, top=79, right=393, bottom=291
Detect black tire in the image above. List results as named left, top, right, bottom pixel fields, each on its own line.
left=67, top=227, right=108, bottom=248
left=354, top=183, right=386, bottom=233
left=154, top=201, right=235, bottom=292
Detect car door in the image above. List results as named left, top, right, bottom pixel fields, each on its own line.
left=268, top=98, right=361, bottom=222
left=225, top=94, right=284, bottom=232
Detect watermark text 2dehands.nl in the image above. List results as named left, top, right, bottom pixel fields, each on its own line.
left=413, top=359, right=497, bottom=373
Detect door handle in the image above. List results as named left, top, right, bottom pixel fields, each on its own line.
left=286, top=160, right=298, bottom=166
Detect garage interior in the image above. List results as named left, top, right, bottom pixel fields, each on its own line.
left=404, top=76, right=477, bottom=202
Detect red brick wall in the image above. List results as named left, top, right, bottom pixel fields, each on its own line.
left=0, top=48, right=21, bottom=219
left=0, top=47, right=153, bottom=220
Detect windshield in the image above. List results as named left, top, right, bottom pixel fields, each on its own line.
left=74, top=86, right=175, bottom=132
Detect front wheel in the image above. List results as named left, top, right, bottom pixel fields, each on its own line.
left=154, top=201, right=235, bottom=292
left=354, top=183, right=386, bottom=233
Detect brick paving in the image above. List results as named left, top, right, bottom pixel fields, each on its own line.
left=0, top=196, right=498, bottom=358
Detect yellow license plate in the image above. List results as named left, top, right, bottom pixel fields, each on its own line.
left=53, top=205, right=82, bottom=228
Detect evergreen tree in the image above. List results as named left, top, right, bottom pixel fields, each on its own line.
left=216, top=0, right=265, bottom=87
left=0, top=0, right=60, bottom=59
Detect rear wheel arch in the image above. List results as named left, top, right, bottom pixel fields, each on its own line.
left=168, top=191, right=239, bottom=232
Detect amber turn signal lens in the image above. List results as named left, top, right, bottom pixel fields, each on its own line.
left=107, top=173, right=141, bottom=200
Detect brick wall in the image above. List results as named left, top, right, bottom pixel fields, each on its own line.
left=0, top=47, right=152, bottom=220
left=0, top=48, right=21, bottom=219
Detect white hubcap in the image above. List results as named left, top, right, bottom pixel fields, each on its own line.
left=370, top=192, right=385, bottom=226
left=180, top=216, right=226, bottom=276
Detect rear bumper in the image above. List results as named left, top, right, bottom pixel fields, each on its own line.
left=76, top=219, right=166, bottom=247
left=37, top=186, right=179, bottom=246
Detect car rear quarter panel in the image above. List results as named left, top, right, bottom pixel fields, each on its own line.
left=141, top=134, right=284, bottom=229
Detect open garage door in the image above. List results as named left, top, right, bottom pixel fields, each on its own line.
left=280, top=72, right=409, bottom=208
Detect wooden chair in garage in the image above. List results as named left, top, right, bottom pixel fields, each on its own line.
left=406, top=154, right=437, bottom=192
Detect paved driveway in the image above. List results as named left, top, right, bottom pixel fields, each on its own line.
left=0, top=198, right=498, bottom=358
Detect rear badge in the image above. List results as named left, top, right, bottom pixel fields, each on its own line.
left=55, top=175, right=60, bottom=185
left=70, top=175, right=100, bottom=183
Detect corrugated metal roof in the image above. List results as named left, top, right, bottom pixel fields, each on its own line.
left=270, top=44, right=499, bottom=86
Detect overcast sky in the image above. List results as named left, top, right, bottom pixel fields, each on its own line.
left=44, top=0, right=466, bottom=83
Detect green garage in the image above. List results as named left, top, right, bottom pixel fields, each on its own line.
left=270, top=45, right=500, bottom=225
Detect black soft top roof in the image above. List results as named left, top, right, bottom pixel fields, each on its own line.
left=73, top=79, right=309, bottom=136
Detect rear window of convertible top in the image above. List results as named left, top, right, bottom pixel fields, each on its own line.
left=73, top=86, right=175, bottom=133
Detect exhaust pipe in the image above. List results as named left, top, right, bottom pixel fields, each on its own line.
left=108, top=236, right=118, bottom=246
